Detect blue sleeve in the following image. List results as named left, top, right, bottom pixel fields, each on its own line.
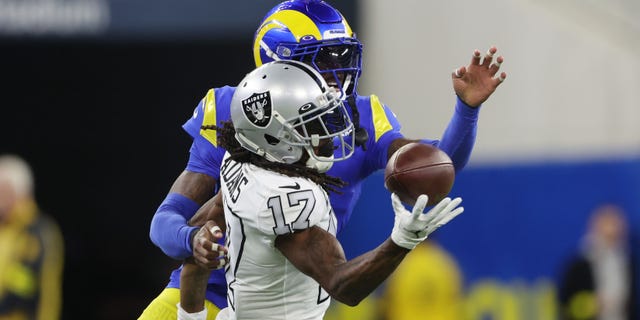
left=186, top=137, right=225, bottom=178
left=149, top=193, right=200, bottom=260
left=371, top=129, right=403, bottom=171
left=435, top=96, right=480, bottom=172
left=149, top=87, right=232, bottom=260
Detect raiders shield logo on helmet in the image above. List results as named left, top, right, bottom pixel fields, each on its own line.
left=242, top=91, right=272, bottom=127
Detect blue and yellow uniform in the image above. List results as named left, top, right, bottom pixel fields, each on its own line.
left=140, top=87, right=479, bottom=319
left=141, top=1, right=481, bottom=319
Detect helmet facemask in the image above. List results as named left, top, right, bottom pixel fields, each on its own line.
left=231, top=61, right=355, bottom=172
left=282, top=88, right=356, bottom=171
left=283, top=38, right=362, bottom=100
left=254, top=1, right=363, bottom=99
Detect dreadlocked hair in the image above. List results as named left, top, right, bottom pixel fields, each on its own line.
left=202, top=121, right=346, bottom=194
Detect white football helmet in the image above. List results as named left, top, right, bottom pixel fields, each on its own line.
left=231, top=60, right=355, bottom=172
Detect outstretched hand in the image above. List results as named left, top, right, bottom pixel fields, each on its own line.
left=390, top=193, right=464, bottom=250
left=452, top=46, right=506, bottom=107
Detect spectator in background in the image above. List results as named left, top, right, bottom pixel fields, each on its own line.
left=0, top=155, right=64, bottom=320
left=381, top=239, right=463, bottom=320
left=558, top=203, right=638, bottom=320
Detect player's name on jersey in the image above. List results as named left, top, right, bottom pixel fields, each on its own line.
left=220, top=159, right=248, bottom=203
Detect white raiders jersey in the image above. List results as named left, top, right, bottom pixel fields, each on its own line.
left=219, top=153, right=338, bottom=320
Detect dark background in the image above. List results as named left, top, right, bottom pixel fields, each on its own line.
left=0, top=0, right=355, bottom=319
left=0, top=1, right=358, bottom=318
left=1, top=39, right=252, bottom=319
left=3, top=2, right=640, bottom=319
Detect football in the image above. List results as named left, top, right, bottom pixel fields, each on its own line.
left=384, top=143, right=455, bottom=206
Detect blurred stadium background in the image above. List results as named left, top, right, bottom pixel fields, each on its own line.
left=1, top=0, right=638, bottom=319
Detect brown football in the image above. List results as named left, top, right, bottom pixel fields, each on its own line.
left=384, top=143, right=455, bottom=206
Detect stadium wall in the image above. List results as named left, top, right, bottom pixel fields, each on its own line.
left=339, top=158, right=640, bottom=319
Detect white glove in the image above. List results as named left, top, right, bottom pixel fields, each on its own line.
left=390, top=193, right=464, bottom=250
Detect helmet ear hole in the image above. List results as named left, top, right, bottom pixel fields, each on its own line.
left=264, top=134, right=280, bottom=145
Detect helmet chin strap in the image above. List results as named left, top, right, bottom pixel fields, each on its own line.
left=305, top=154, right=334, bottom=173
left=306, top=158, right=334, bottom=173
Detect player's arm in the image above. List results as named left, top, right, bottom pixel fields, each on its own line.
left=436, top=46, right=506, bottom=170
left=179, top=192, right=228, bottom=317
left=149, top=140, right=220, bottom=261
left=170, top=170, right=218, bottom=205
left=187, top=191, right=227, bottom=267
left=452, top=46, right=506, bottom=108
left=150, top=89, right=228, bottom=260
left=383, top=97, right=476, bottom=172
left=149, top=169, right=216, bottom=260
left=383, top=47, right=506, bottom=171
left=276, top=227, right=406, bottom=306
left=275, top=194, right=464, bottom=306
left=382, top=101, right=477, bottom=172
left=356, top=95, right=458, bottom=173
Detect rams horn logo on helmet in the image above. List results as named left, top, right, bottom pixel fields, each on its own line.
left=242, top=91, right=272, bottom=127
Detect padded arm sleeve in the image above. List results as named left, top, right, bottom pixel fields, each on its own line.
left=149, top=193, right=200, bottom=260
left=435, top=96, right=480, bottom=172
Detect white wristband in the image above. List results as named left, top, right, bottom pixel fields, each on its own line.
left=177, top=303, right=208, bottom=320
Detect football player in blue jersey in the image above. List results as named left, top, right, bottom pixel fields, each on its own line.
left=138, top=0, right=506, bottom=319
left=178, top=60, right=465, bottom=320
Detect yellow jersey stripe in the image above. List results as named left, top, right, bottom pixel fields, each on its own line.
left=253, top=10, right=322, bottom=67
left=370, top=95, right=393, bottom=142
left=200, top=89, right=218, bottom=146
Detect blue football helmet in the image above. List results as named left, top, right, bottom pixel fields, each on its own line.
left=253, top=0, right=363, bottom=99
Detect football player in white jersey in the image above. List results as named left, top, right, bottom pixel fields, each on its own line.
left=177, top=60, right=465, bottom=320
